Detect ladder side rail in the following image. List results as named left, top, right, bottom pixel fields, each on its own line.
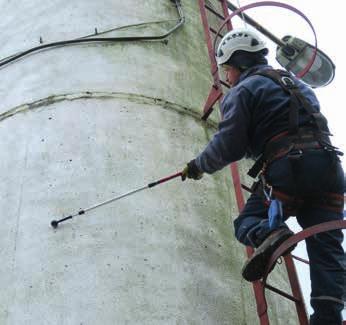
left=231, top=163, right=270, bottom=324
left=284, top=255, right=309, bottom=325
left=199, top=2, right=271, bottom=323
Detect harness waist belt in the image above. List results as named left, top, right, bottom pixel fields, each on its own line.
left=248, top=128, right=332, bottom=178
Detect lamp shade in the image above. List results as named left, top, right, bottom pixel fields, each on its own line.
left=276, top=35, right=335, bottom=88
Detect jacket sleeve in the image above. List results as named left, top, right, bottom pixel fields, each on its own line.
left=195, top=86, right=253, bottom=174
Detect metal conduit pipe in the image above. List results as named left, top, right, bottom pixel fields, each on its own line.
left=225, top=0, right=285, bottom=47
left=0, top=0, right=184, bottom=69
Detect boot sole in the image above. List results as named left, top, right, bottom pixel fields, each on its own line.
left=242, top=231, right=295, bottom=282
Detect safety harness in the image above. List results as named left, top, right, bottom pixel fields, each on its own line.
left=246, top=69, right=344, bottom=214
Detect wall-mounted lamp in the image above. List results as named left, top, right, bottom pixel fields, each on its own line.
left=276, top=36, right=335, bottom=88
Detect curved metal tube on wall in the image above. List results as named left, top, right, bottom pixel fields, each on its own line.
left=0, top=0, right=184, bottom=69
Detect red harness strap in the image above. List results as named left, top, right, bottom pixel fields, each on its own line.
left=242, top=179, right=344, bottom=215
left=273, top=189, right=344, bottom=215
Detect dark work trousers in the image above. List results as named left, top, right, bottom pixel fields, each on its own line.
left=233, top=149, right=345, bottom=325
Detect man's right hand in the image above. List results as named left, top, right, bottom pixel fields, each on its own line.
left=181, top=160, right=203, bottom=181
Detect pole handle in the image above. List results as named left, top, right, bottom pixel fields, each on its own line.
left=148, top=172, right=182, bottom=188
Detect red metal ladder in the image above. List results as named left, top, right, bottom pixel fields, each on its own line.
left=197, top=1, right=309, bottom=324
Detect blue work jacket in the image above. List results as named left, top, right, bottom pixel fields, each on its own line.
left=195, top=64, right=321, bottom=174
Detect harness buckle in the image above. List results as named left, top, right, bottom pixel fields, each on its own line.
left=281, top=76, right=296, bottom=88
left=287, top=149, right=303, bottom=159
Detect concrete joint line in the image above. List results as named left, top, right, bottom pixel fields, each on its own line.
left=0, top=91, right=217, bottom=129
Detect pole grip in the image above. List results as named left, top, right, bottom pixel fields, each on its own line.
left=148, top=172, right=182, bottom=188
left=59, top=215, right=73, bottom=223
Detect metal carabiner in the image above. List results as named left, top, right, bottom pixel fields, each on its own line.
left=260, top=174, right=272, bottom=202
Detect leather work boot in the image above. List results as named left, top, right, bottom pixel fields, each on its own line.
left=242, top=228, right=295, bottom=282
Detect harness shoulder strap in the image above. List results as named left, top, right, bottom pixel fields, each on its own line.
left=251, top=69, right=330, bottom=135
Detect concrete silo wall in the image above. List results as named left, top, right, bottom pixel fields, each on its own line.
left=0, top=1, right=298, bottom=324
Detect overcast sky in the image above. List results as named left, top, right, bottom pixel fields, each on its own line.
left=228, top=0, right=345, bottom=318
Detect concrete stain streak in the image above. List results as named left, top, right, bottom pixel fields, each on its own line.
left=9, top=138, right=29, bottom=323
left=13, top=144, right=28, bottom=256
left=0, top=91, right=218, bottom=129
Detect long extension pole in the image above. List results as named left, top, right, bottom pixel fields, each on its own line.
left=50, top=172, right=182, bottom=229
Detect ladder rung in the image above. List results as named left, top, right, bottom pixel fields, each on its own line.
left=264, top=283, right=302, bottom=303
left=209, top=27, right=224, bottom=38
left=205, top=4, right=226, bottom=20
left=220, top=80, right=230, bottom=88
left=291, top=254, right=310, bottom=265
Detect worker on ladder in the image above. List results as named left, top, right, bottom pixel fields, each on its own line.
left=182, top=28, right=345, bottom=325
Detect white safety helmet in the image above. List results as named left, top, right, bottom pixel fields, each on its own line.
left=216, top=28, right=267, bottom=65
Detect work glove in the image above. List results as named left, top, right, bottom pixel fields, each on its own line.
left=181, top=159, right=203, bottom=181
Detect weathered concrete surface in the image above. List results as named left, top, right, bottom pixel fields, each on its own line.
left=0, top=0, right=213, bottom=123
left=0, top=1, right=297, bottom=324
